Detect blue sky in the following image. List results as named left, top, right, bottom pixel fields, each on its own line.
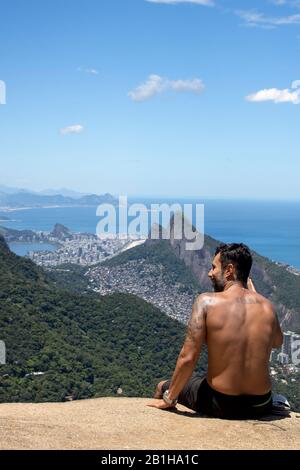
left=0, top=0, right=300, bottom=199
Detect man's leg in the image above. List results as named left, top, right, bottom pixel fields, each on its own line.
left=160, top=375, right=207, bottom=412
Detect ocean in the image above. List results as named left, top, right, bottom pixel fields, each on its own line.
left=8, top=242, right=58, bottom=257
left=0, top=198, right=299, bottom=269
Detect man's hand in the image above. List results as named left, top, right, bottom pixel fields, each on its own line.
left=247, top=277, right=256, bottom=292
left=146, top=399, right=176, bottom=410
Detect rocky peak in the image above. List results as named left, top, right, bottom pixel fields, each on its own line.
left=50, top=223, right=72, bottom=240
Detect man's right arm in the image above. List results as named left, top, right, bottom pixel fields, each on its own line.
left=272, top=311, right=283, bottom=349
left=252, top=282, right=283, bottom=349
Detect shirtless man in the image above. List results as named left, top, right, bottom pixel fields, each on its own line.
left=148, top=243, right=283, bottom=419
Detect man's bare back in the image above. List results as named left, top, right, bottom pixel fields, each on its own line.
left=148, top=243, right=283, bottom=418
left=203, top=286, right=281, bottom=396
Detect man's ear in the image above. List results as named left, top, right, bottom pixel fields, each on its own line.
left=225, top=263, right=235, bottom=280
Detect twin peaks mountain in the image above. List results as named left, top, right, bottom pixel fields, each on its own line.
left=84, top=217, right=300, bottom=332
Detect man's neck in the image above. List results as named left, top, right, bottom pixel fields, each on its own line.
left=223, top=280, right=245, bottom=291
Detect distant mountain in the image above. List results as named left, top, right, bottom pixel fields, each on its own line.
left=0, top=185, right=89, bottom=199
left=50, top=223, right=73, bottom=240
left=0, top=225, right=37, bottom=242
left=77, top=193, right=117, bottom=205
left=0, top=185, right=33, bottom=195
left=0, top=190, right=117, bottom=208
left=38, top=188, right=88, bottom=199
left=0, top=235, right=203, bottom=403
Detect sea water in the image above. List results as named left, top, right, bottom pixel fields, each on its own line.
left=1, top=198, right=299, bottom=269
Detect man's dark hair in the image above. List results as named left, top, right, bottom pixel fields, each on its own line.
left=215, top=243, right=252, bottom=283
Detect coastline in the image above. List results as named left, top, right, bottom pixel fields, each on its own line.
left=0, top=204, right=97, bottom=213
left=1, top=202, right=300, bottom=271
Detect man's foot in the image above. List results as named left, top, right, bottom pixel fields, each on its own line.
left=153, top=380, right=168, bottom=399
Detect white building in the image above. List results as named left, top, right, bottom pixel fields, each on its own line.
left=277, top=352, right=289, bottom=365
left=279, top=331, right=300, bottom=365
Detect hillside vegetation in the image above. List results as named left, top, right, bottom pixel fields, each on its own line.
left=0, top=235, right=206, bottom=402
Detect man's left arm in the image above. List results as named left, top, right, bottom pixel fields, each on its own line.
left=147, top=294, right=207, bottom=409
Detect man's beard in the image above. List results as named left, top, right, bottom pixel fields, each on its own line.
left=211, top=275, right=225, bottom=292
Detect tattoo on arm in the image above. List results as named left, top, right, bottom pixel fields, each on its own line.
left=186, top=296, right=208, bottom=342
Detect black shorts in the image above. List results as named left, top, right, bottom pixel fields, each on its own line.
left=162, top=375, right=273, bottom=419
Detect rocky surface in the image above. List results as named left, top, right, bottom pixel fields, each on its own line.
left=0, top=398, right=299, bottom=450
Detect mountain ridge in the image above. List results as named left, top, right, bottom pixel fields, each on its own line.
left=0, top=190, right=117, bottom=209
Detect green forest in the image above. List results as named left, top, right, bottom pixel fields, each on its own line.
left=0, top=235, right=206, bottom=402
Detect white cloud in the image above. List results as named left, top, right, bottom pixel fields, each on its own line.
left=246, top=81, right=300, bottom=104
left=146, top=0, right=214, bottom=5
left=129, top=75, right=165, bottom=101
left=85, top=68, right=99, bottom=75
left=78, top=67, right=99, bottom=75
left=270, top=0, right=288, bottom=5
left=0, top=80, right=6, bottom=105
left=170, top=78, right=205, bottom=92
left=292, top=79, right=300, bottom=88
left=236, top=9, right=300, bottom=27
left=60, top=125, right=84, bottom=135
left=270, top=0, right=300, bottom=6
left=128, top=74, right=204, bottom=101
